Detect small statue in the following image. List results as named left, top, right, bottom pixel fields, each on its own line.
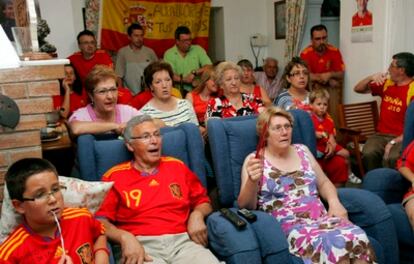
left=37, top=18, right=56, bottom=53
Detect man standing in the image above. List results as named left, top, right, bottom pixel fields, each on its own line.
left=68, top=30, right=113, bottom=85
left=254, top=57, right=281, bottom=100
left=116, top=23, right=158, bottom=95
left=354, top=52, right=414, bottom=172
left=96, top=115, right=220, bottom=264
left=164, top=26, right=212, bottom=93
left=300, top=24, right=345, bottom=125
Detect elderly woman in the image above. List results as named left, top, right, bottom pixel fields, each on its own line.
left=206, top=61, right=263, bottom=119
left=274, top=57, right=312, bottom=112
left=140, top=61, right=199, bottom=127
left=237, top=59, right=272, bottom=106
left=68, top=65, right=140, bottom=136
left=238, top=107, right=377, bottom=264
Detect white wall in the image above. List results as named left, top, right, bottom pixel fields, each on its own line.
left=265, top=0, right=285, bottom=68
left=38, top=0, right=85, bottom=58
left=340, top=0, right=388, bottom=104
left=211, top=0, right=268, bottom=65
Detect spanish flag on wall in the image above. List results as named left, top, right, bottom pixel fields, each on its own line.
left=101, top=0, right=211, bottom=58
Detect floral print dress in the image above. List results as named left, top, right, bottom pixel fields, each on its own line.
left=258, top=144, right=377, bottom=264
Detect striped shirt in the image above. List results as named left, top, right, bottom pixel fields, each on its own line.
left=141, top=98, right=199, bottom=127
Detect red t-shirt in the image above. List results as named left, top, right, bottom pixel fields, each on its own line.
left=0, top=208, right=104, bottom=264
left=352, top=11, right=373, bottom=27
left=68, top=50, right=113, bottom=84
left=129, top=90, right=153, bottom=110
left=370, top=79, right=414, bottom=135
left=95, top=157, right=210, bottom=236
left=311, top=113, right=342, bottom=153
left=117, top=86, right=133, bottom=105
left=190, top=92, right=209, bottom=125
left=300, top=44, right=345, bottom=74
left=52, top=93, right=88, bottom=117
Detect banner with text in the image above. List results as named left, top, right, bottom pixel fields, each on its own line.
left=101, top=0, right=210, bottom=58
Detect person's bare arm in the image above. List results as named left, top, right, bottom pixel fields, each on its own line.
left=99, top=218, right=152, bottom=264
left=68, top=121, right=125, bottom=136
left=238, top=153, right=262, bottom=209
left=187, top=202, right=212, bottom=247
left=93, top=235, right=109, bottom=264
left=259, top=86, right=272, bottom=107
left=354, top=72, right=387, bottom=93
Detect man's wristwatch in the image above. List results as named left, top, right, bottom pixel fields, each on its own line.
left=389, top=140, right=396, bottom=145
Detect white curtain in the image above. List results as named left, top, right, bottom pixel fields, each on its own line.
left=284, top=0, right=307, bottom=61
left=386, top=0, right=414, bottom=60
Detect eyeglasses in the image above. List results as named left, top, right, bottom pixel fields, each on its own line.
left=22, top=185, right=67, bottom=202
left=289, top=70, right=309, bottom=77
left=313, top=36, right=327, bottom=41
left=94, top=87, right=118, bottom=96
left=269, top=124, right=292, bottom=134
left=130, top=132, right=162, bottom=143
left=179, top=38, right=192, bottom=43
left=79, top=41, right=96, bottom=45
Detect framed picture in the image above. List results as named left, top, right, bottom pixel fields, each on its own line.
left=274, top=0, right=286, bottom=40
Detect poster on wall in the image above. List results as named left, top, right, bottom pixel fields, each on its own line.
left=351, top=0, right=373, bottom=43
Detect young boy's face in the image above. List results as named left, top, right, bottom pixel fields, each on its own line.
left=312, top=97, right=329, bottom=117
left=13, top=171, right=64, bottom=232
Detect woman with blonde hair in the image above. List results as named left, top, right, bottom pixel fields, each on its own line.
left=238, top=106, right=377, bottom=264
left=206, top=61, right=263, bottom=119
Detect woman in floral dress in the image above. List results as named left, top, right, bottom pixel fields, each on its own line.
left=238, top=106, right=377, bottom=264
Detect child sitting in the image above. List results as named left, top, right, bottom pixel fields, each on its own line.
left=398, top=141, right=414, bottom=230
left=0, top=158, right=109, bottom=264
left=309, top=89, right=362, bottom=186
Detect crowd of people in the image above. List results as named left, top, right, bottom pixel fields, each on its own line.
left=1, top=20, right=414, bottom=264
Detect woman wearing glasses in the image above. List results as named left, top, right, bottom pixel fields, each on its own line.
left=238, top=107, right=377, bottom=264
left=273, top=57, right=312, bottom=112
left=68, top=65, right=141, bottom=136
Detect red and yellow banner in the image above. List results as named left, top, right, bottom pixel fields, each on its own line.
left=101, top=0, right=210, bottom=58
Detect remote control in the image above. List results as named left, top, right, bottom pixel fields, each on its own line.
left=237, top=208, right=257, bottom=222
left=219, top=208, right=247, bottom=230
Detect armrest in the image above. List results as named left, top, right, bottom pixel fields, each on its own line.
left=337, top=188, right=398, bottom=264
left=339, top=127, right=362, bottom=136
left=362, top=168, right=410, bottom=203
left=207, top=209, right=294, bottom=264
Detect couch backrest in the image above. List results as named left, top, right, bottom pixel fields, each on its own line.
left=403, top=101, right=414, bottom=150
left=207, top=110, right=316, bottom=207
left=77, top=123, right=207, bottom=187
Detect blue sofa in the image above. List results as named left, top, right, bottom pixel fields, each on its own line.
left=363, top=102, right=414, bottom=264
left=76, top=122, right=273, bottom=263
left=206, top=110, right=398, bottom=264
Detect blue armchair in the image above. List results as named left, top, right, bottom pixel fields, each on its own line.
left=76, top=122, right=269, bottom=263
left=207, top=110, right=398, bottom=264
left=363, top=102, right=414, bottom=264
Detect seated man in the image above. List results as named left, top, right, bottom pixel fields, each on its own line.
left=95, top=115, right=220, bottom=264
left=354, top=52, right=414, bottom=172
left=254, top=57, right=282, bottom=101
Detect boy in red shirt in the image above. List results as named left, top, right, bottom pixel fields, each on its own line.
left=397, top=141, right=414, bottom=230
left=0, top=158, right=108, bottom=264
left=309, top=89, right=361, bottom=186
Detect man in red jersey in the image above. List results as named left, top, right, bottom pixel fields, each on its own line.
left=300, top=24, right=345, bottom=125
left=68, top=30, right=113, bottom=85
left=95, top=115, right=219, bottom=264
left=354, top=52, right=414, bottom=172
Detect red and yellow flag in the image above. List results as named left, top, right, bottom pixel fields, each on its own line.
left=101, top=0, right=210, bottom=58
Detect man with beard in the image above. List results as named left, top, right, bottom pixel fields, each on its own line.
left=115, top=23, right=158, bottom=95
left=300, top=24, right=345, bottom=125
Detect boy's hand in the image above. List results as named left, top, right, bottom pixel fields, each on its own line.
left=58, top=255, right=74, bottom=264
